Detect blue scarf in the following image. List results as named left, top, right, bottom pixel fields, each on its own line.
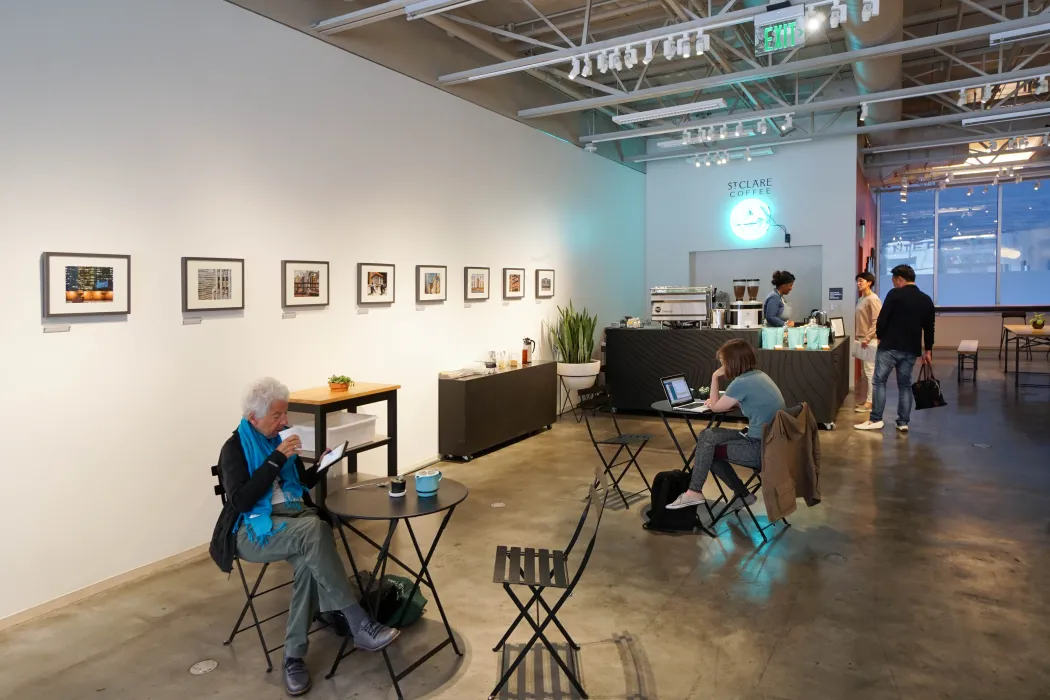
left=236, top=418, right=305, bottom=546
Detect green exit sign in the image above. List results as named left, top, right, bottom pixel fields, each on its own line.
left=753, top=6, right=807, bottom=57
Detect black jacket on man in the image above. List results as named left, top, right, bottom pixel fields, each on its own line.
left=875, top=284, right=935, bottom=357
left=210, top=431, right=326, bottom=572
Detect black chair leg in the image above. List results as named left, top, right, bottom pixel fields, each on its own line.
left=229, top=559, right=274, bottom=672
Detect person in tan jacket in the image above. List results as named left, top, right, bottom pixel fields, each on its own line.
left=854, top=272, right=883, bottom=412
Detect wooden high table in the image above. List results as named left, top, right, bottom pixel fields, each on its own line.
left=287, top=382, right=400, bottom=504
left=1002, top=325, right=1050, bottom=388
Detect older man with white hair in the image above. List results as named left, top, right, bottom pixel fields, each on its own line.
left=212, top=377, right=398, bottom=696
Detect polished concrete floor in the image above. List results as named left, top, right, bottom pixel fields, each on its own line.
left=3, top=352, right=1050, bottom=700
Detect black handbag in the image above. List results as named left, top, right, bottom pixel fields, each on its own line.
left=912, top=363, right=947, bottom=410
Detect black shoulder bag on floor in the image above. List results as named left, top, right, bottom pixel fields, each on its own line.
left=912, top=363, right=947, bottom=410
left=644, top=470, right=700, bottom=533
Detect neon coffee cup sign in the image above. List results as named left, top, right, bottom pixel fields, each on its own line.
left=727, top=179, right=773, bottom=241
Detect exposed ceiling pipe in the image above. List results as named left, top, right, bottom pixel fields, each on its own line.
left=839, top=0, right=904, bottom=146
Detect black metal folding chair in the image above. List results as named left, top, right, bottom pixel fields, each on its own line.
left=211, top=465, right=329, bottom=672
left=583, top=411, right=652, bottom=509
left=488, top=466, right=609, bottom=700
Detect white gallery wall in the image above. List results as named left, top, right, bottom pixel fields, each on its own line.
left=0, top=0, right=645, bottom=622
left=646, top=134, right=860, bottom=338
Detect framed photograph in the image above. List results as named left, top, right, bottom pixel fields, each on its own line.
left=464, top=267, right=490, bottom=301
left=42, top=252, right=131, bottom=318
left=830, top=316, right=846, bottom=339
left=535, top=269, right=555, bottom=299
left=282, top=260, right=329, bottom=308
left=182, top=257, right=245, bottom=312
left=503, top=268, right=525, bottom=300
left=358, top=263, right=395, bottom=305
left=416, top=265, right=447, bottom=303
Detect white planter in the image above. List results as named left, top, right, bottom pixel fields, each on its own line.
left=558, top=360, right=601, bottom=390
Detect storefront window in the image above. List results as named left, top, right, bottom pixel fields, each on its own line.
left=878, top=190, right=935, bottom=301
left=936, top=186, right=998, bottom=306
left=1000, top=181, right=1050, bottom=305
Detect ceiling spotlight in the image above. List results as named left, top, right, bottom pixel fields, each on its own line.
left=1035, top=180, right=1041, bottom=190
left=626, top=45, right=638, bottom=68
left=807, top=11, right=824, bottom=32
left=695, top=32, right=710, bottom=55
left=757, top=120, right=768, bottom=135
left=643, top=41, right=654, bottom=65
left=719, top=124, right=728, bottom=139
left=733, top=122, right=742, bottom=137
left=902, top=176, right=908, bottom=189
left=584, top=142, right=597, bottom=153
left=860, top=103, right=868, bottom=122
left=861, top=0, right=879, bottom=22
left=663, top=38, right=675, bottom=61
left=746, top=147, right=752, bottom=161
left=781, top=114, right=793, bottom=131
left=568, top=57, right=580, bottom=80
left=611, top=50, right=623, bottom=72
left=957, top=90, right=966, bottom=107
left=597, top=52, right=607, bottom=73
left=581, top=54, right=592, bottom=77
left=939, top=180, right=946, bottom=190
left=694, top=155, right=701, bottom=168
left=946, top=171, right=952, bottom=183
left=705, top=154, right=712, bottom=167
left=681, top=130, right=691, bottom=146
left=678, top=36, right=691, bottom=59
left=984, top=185, right=990, bottom=193
left=1037, top=76, right=1049, bottom=96
left=981, top=84, right=992, bottom=103
left=1016, top=175, right=1023, bottom=184
left=830, top=0, right=846, bottom=28
left=967, top=187, right=973, bottom=196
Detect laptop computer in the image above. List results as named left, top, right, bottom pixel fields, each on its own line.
left=660, top=374, right=710, bottom=413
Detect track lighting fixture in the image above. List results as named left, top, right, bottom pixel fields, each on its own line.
left=967, top=187, right=973, bottom=196
left=568, top=57, right=580, bottom=81
left=830, top=0, right=846, bottom=29
left=981, top=84, right=992, bottom=103
left=611, top=50, right=623, bottom=72
left=625, top=45, right=638, bottom=69
left=806, top=10, right=824, bottom=32
left=1038, top=76, right=1049, bottom=96
left=718, top=125, right=728, bottom=139
left=1036, top=180, right=1041, bottom=190
left=734, top=122, right=743, bottom=137
left=705, top=153, right=712, bottom=167
left=984, top=185, right=990, bottom=193
left=597, top=52, right=607, bottom=73
left=782, top=114, right=793, bottom=131
left=584, top=142, right=597, bottom=153
left=681, top=130, right=690, bottom=146
left=694, top=155, right=701, bottom=168
left=663, top=37, right=675, bottom=61
left=582, top=54, right=592, bottom=77
left=860, top=103, right=868, bottom=122
left=957, top=90, right=966, bottom=107
left=1016, top=175, right=1023, bottom=184
left=757, top=120, right=768, bottom=135
left=695, top=32, right=710, bottom=55
left=678, top=36, right=691, bottom=59
left=946, top=171, right=952, bottom=183
left=861, top=0, right=879, bottom=22
left=643, top=41, right=654, bottom=65
left=746, top=147, right=752, bottom=162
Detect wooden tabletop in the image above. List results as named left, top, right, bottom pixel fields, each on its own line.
left=1005, top=324, right=1048, bottom=336
left=288, top=382, right=401, bottom=405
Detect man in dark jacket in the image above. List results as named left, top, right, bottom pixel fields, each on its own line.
left=213, top=377, right=398, bottom=696
left=855, top=264, right=935, bottom=433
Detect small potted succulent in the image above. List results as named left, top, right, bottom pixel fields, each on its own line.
left=1033, top=313, right=1045, bottom=331
left=328, top=375, right=354, bottom=392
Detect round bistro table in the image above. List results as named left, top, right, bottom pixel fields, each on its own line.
left=324, top=476, right=468, bottom=699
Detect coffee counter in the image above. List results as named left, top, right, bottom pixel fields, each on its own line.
left=604, top=327, right=850, bottom=425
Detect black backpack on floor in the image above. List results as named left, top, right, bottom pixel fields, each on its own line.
left=644, top=469, right=700, bottom=533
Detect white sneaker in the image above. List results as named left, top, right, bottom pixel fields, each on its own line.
left=896, top=425, right=909, bottom=433
left=726, top=492, right=758, bottom=514
left=666, top=492, right=705, bottom=510
left=854, top=420, right=884, bottom=431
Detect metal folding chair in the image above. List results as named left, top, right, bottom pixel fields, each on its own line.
left=584, top=411, right=652, bottom=509
left=211, top=465, right=329, bottom=672
left=488, top=466, right=609, bottom=700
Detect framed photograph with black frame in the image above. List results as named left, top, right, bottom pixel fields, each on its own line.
left=830, top=316, right=846, bottom=339
left=358, top=263, right=395, bottom=305
left=535, top=269, right=555, bottom=299
left=42, top=252, right=131, bottom=318
left=282, top=260, right=329, bottom=308
left=464, top=267, right=489, bottom=301
left=182, top=257, right=245, bottom=312
left=416, top=265, right=447, bottom=303
left=503, top=268, right=525, bottom=300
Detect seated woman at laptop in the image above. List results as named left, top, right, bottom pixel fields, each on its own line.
left=666, top=339, right=785, bottom=511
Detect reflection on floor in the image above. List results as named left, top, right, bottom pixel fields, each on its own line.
left=1, top=352, right=1049, bottom=700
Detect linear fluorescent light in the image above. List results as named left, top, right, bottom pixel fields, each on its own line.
left=612, top=98, right=728, bottom=125
left=961, top=106, right=1050, bottom=126
left=990, top=22, right=1050, bottom=46
left=405, top=0, right=485, bottom=20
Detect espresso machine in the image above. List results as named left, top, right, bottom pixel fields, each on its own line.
left=649, top=286, right=715, bottom=327
left=729, top=278, right=763, bottom=329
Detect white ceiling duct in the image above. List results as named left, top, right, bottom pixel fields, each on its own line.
left=839, top=0, right=904, bottom=145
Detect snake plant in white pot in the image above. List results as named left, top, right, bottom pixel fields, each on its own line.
left=547, top=301, right=601, bottom=390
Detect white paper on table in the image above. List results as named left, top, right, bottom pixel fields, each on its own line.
left=851, top=339, right=878, bottom=363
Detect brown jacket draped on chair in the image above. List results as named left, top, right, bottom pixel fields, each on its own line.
left=760, top=403, right=821, bottom=522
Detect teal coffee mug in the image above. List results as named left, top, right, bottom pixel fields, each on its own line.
left=414, top=468, right=442, bottom=496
